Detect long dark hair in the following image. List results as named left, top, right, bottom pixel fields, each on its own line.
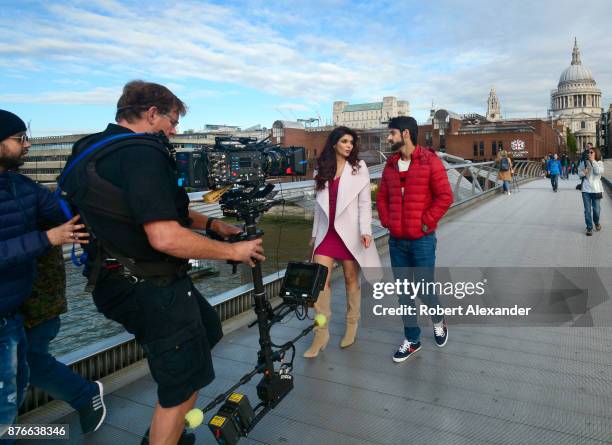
left=591, top=147, right=602, bottom=161
left=315, top=126, right=361, bottom=191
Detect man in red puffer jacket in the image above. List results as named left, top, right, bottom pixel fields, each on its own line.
left=377, top=116, right=453, bottom=363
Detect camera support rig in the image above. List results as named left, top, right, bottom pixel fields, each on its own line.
left=185, top=182, right=327, bottom=444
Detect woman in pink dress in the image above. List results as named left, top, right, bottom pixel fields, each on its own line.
left=304, top=126, right=381, bottom=357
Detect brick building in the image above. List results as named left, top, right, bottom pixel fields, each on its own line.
left=418, top=110, right=567, bottom=161
left=273, top=113, right=568, bottom=173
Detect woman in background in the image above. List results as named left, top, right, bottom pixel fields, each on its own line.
left=305, top=126, right=381, bottom=357
left=579, top=147, right=605, bottom=236
left=497, top=150, right=513, bottom=195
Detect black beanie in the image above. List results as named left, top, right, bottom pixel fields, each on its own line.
left=0, top=110, right=27, bottom=142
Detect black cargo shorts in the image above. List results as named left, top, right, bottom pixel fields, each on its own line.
left=93, top=274, right=223, bottom=407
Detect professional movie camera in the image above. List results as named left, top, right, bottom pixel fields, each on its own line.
left=176, top=136, right=307, bottom=189
left=184, top=152, right=327, bottom=444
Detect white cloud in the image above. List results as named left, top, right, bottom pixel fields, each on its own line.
left=0, top=87, right=120, bottom=105
left=0, top=0, right=610, bottom=125
left=275, top=103, right=312, bottom=112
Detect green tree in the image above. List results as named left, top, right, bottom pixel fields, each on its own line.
left=566, top=128, right=577, bottom=156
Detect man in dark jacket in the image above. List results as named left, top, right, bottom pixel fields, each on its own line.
left=377, top=116, right=453, bottom=363
left=21, top=238, right=106, bottom=435
left=0, top=110, right=88, bottom=441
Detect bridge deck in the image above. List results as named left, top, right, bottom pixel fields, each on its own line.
left=24, top=177, right=612, bottom=444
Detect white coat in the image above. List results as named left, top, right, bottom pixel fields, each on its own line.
left=311, top=160, right=382, bottom=283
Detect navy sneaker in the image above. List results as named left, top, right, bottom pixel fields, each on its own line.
left=433, top=319, right=449, bottom=347
left=79, top=381, right=106, bottom=433
left=393, top=340, right=421, bottom=363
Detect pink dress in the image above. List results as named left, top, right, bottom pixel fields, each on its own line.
left=314, top=177, right=356, bottom=261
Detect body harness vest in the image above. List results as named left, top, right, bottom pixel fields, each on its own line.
left=56, top=132, right=190, bottom=288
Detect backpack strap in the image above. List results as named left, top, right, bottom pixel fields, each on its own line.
left=57, top=132, right=176, bottom=269
left=79, top=135, right=173, bottom=223
left=55, top=133, right=148, bottom=221
left=58, top=133, right=148, bottom=187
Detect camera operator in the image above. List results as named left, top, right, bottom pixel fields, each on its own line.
left=65, top=81, right=265, bottom=445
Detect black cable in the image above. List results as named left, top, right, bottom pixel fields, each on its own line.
left=275, top=179, right=286, bottom=278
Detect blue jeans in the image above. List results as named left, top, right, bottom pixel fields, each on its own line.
left=389, top=234, right=443, bottom=342
left=582, top=192, right=601, bottom=231
left=502, top=180, right=510, bottom=192
left=25, top=317, right=96, bottom=411
left=550, top=174, right=559, bottom=191
left=0, top=314, right=29, bottom=443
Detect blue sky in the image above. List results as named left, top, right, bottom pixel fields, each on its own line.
left=1, top=0, right=611, bottom=136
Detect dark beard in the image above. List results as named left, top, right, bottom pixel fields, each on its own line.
left=390, top=141, right=404, bottom=152
left=0, top=156, right=24, bottom=170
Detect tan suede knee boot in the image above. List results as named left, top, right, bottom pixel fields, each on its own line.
left=303, top=288, right=331, bottom=358
left=340, top=288, right=361, bottom=348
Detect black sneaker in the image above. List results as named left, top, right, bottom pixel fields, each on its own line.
left=79, top=381, right=106, bottom=433
left=393, top=340, right=421, bottom=363
left=586, top=229, right=593, bottom=236
left=595, top=224, right=602, bottom=231
left=141, top=428, right=196, bottom=445
left=433, top=319, right=449, bottom=347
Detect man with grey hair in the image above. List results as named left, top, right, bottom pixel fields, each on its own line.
left=62, top=81, right=265, bottom=445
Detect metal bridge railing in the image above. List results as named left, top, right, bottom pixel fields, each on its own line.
left=441, top=158, right=542, bottom=204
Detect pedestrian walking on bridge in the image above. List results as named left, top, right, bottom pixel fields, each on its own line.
left=497, top=150, right=513, bottom=195
left=579, top=147, right=604, bottom=236
left=546, top=154, right=562, bottom=192
left=377, top=117, right=453, bottom=363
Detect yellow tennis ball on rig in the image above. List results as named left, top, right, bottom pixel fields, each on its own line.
left=314, top=314, right=327, bottom=327
left=185, top=408, right=204, bottom=429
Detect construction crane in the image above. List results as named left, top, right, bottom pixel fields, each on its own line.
left=297, top=117, right=320, bottom=128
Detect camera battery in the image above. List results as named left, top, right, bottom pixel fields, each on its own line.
left=209, top=393, right=255, bottom=444
left=208, top=414, right=239, bottom=445
left=223, top=393, right=255, bottom=432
